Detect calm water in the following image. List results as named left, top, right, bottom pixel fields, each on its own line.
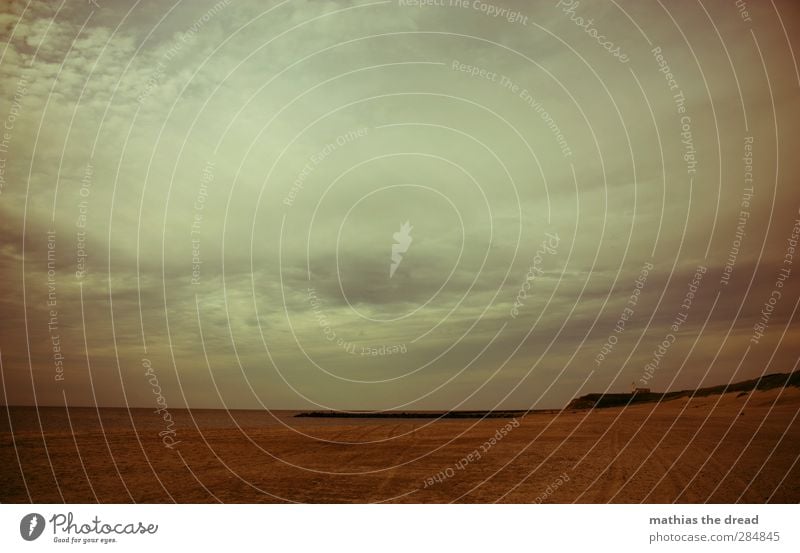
left=0, top=406, right=460, bottom=435
left=0, top=406, right=353, bottom=434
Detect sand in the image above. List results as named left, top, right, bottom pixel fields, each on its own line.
left=1, top=388, right=798, bottom=503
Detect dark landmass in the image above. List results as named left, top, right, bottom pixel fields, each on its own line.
left=294, top=409, right=560, bottom=419
left=294, top=371, right=800, bottom=418
left=566, top=370, right=800, bottom=410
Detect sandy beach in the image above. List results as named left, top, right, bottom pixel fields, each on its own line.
left=2, top=387, right=798, bottom=503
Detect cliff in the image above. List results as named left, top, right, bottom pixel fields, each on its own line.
left=566, top=370, right=800, bottom=410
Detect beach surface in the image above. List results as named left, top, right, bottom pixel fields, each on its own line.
left=2, top=388, right=798, bottom=503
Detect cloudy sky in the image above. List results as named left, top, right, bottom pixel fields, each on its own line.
left=1, top=0, right=799, bottom=410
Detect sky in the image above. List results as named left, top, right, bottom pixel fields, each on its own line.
left=1, top=0, right=799, bottom=410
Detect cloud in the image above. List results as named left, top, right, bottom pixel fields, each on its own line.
left=1, top=0, right=799, bottom=409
